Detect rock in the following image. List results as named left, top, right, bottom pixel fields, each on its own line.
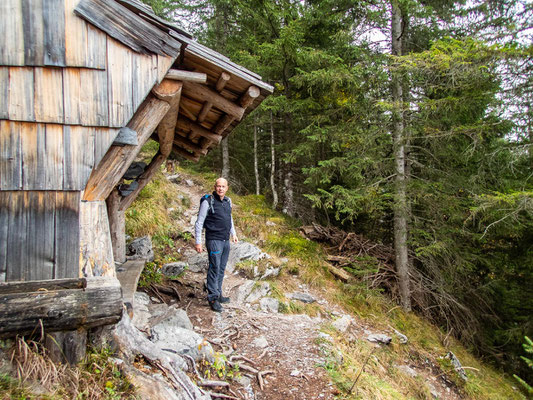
left=227, top=241, right=270, bottom=273
left=162, top=262, right=188, bottom=277
left=134, top=291, right=151, bottom=307
left=167, top=174, right=180, bottom=183
left=236, top=280, right=256, bottom=302
left=131, top=292, right=151, bottom=331
left=252, top=336, right=269, bottom=348
left=150, top=324, right=214, bottom=363
left=290, top=370, right=301, bottom=377
left=260, top=266, right=280, bottom=280
left=260, top=297, right=279, bottom=313
left=185, top=179, right=194, bottom=186
left=127, top=236, right=154, bottom=261
left=396, top=365, right=418, bottom=378
left=446, top=351, right=468, bottom=381
left=245, top=282, right=271, bottom=303
left=366, top=333, right=392, bottom=345
left=290, top=292, right=316, bottom=304
left=266, top=221, right=276, bottom=226
left=427, top=383, right=439, bottom=398
left=392, top=328, right=408, bottom=344
left=331, top=315, right=353, bottom=333
left=184, top=250, right=208, bottom=273
left=150, top=307, right=194, bottom=331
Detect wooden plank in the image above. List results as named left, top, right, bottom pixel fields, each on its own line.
left=26, top=191, right=56, bottom=281
left=86, top=23, right=106, bottom=69
left=21, top=123, right=64, bottom=190
left=80, top=68, right=108, bottom=126
left=63, top=68, right=81, bottom=124
left=0, top=68, right=8, bottom=119
left=173, top=135, right=208, bottom=156
left=0, top=278, right=86, bottom=294
left=157, top=82, right=182, bottom=156
left=172, top=145, right=200, bottom=162
left=115, top=260, right=146, bottom=306
left=83, top=94, right=172, bottom=201
left=43, top=124, right=65, bottom=189
left=107, top=38, right=133, bottom=127
left=64, top=0, right=88, bottom=66
left=6, top=192, right=28, bottom=281
left=75, top=0, right=181, bottom=57
left=132, top=53, right=157, bottom=111
left=0, top=121, right=22, bottom=190
left=63, top=125, right=95, bottom=190
left=0, top=192, right=10, bottom=282
left=79, top=201, right=115, bottom=277
left=157, top=54, right=175, bottom=83
left=43, top=0, right=66, bottom=66
left=182, top=81, right=245, bottom=121
left=106, top=189, right=126, bottom=263
left=0, top=0, right=25, bottom=66
left=94, top=127, right=119, bottom=167
left=8, top=67, right=35, bottom=122
left=177, top=115, right=222, bottom=144
left=0, top=276, right=123, bottom=338
left=55, top=191, right=81, bottom=279
left=21, top=0, right=45, bottom=65
left=34, top=68, right=64, bottom=123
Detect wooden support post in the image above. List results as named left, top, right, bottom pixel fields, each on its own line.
left=172, top=146, right=200, bottom=162
left=182, top=81, right=245, bottom=121
left=165, top=69, right=207, bottom=83
left=0, top=277, right=123, bottom=338
left=213, top=85, right=261, bottom=138
left=215, top=72, right=231, bottom=92
left=83, top=80, right=181, bottom=201
left=173, top=135, right=208, bottom=156
left=197, top=72, right=231, bottom=123
left=106, top=188, right=126, bottom=263
left=157, top=82, right=182, bottom=156
left=177, top=116, right=223, bottom=144
left=46, top=329, right=87, bottom=365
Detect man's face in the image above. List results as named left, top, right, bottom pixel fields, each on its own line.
left=214, top=179, right=228, bottom=198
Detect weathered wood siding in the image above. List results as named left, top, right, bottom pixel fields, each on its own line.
left=0, top=121, right=119, bottom=191
left=0, top=0, right=176, bottom=128
left=79, top=201, right=115, bottom=278
left=0, top=191, right=80, bottom=282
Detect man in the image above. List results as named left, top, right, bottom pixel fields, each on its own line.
left=194, top=178, right=238, bottom=312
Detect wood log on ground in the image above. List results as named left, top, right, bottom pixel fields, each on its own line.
left=325, top=263, right=352, bottom=283
left=0, top=277, right=123, bottom=338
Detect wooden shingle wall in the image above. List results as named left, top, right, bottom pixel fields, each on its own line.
left=0, top=0, right=179, bottom=282
left=0, top=191, right=80, bottom=282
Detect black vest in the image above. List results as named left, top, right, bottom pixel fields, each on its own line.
left=203, top=192, right=232, bottom=241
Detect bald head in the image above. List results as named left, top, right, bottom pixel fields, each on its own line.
left=214, top=178, right=229, bottom=199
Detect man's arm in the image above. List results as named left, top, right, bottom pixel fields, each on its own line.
left=194, top=200, right=209, bottom=252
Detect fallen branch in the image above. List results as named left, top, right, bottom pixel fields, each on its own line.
left=198, top=380, right=230, bottom=388
left=208, top=392, right=240, bottom=400
left=257, top=370, right=274, bottom=390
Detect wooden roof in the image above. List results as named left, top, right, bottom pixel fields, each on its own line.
left=75, top=0, right=273, bottom=163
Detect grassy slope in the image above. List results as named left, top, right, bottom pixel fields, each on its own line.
left=129, top=164, right=526, bottom=400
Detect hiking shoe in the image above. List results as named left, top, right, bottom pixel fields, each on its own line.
left=209, top=299, right=222, bottom=312
left=219, top=296, right=230, bottom=304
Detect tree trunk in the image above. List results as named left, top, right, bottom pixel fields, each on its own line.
left=270, top=111, right=278, bottom=208
left=283, top=167, right=295, bottom=217
left=391, top=0, right=411, bottom=311
left=254, top=117, right=260, bottom=195
left=221, top=136, right=230, bottom=178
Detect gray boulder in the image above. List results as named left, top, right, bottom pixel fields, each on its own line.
left=183, top=250, right=208, bottom=273
left=331, top=315, right=353, bottom=333
left=290, top=292, right=316, bottom=304
left=260, top=297, right=280, bottom=313
left=127, top=236, right=154, bottom=261
left=150, top=325, right=214, bottom=363
left=366, top=333, right=392, bottom=345
left=227, top=241, right=270, bottom=273
left=447, top=351, right=468, bottom=381
left=162, top=262, right=188, bottom=277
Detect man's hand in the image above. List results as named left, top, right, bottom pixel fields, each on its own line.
left=195, top=243, right=203, bottom=253
left=231, top=235, right=239, bottom=244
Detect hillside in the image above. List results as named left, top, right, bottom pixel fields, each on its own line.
left=124, top=162, right=526, bottom=399
left=0, top=161, right=527, bottom=400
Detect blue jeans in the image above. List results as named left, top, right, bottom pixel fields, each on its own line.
left=206, top=239, right=230, bottom=302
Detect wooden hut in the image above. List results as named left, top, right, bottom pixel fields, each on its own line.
left=0, top=0, right=272, bottom=353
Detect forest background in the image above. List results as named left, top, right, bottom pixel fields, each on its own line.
left=142, top=0, right=532, bottom=383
